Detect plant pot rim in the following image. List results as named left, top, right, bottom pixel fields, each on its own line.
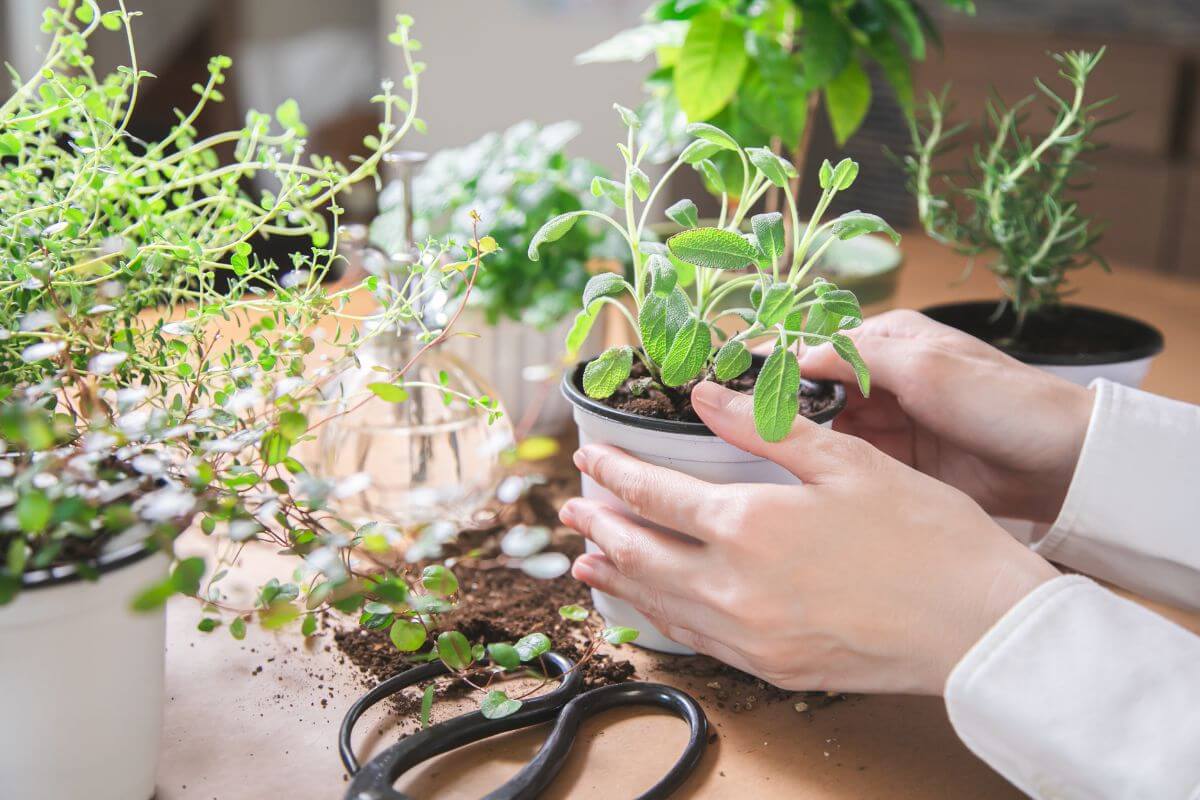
left=561, top=356, right=847, bottom=437
left=18, top=537, right=160, bottom=593
left=922, top=300, right=1165, bottom=367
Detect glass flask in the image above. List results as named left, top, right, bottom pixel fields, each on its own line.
left=315, top=151, right=513, bottom=531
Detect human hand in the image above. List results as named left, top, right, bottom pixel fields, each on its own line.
left=559, top=381, right=1060, bottom=695
left=797, top=309, right=1095, bottom=523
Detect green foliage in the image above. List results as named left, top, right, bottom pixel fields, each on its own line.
left=372, top=121, right=623, bottom=330
left=904, top=50, right=1111, bottom=332
left=534, top=114, right=886, bottom=440
left=578, top=0, right=971, bottom=194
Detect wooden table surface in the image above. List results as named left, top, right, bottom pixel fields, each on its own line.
left=156, top=234, right=1200, bottom=799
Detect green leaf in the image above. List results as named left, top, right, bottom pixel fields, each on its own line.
left=564, top=306, right=600, bottom=360
left=825, top=59, right=872, bottom=146
left=741, top=49, right=809, bottom=143
left=602, top=626, right=640, bottom=645
left=801, top=3, right=851, bottom=87
left=131, top=578, right=174, bottom=612
left=881, top=0, right=926, bottom=59
left=829, top=210, right=900, bottom=244
left=558, top=604, right=589, bottom=621
left=696, top=159, right=725, bottom=194
left=753, top=345, right=800, bottom=442
left=436, top=630, right=473, bottom=671
left=591, top=176, right=626, bottom=208
left=818, top=159, right=834, bottom=190
left=278, top=410, right=307, bottom=441
left=582, top=272, right=627, bottom=309
left=665, top=198, right=699, bottom=229
left=679, top=139, right=721, bottom=164
left=832, top=333, right=871, bottom=396
left=647, top=253, right=677, bottom=295
left=368, top=382, right=410, bottom=403
left=661, top=317, right=712, bottom=387
left=230, top=616, right=247, bottom=640
left=15, top=491, right=50, bottom=533
left=869, top=33, right=914, bottom=112
left=0, top=133, right=20, bottom=157
left=528, top=211, right=588, bottom=261
left=685, top=121, right=739, bottom=151
left=640, top=287, right=690, bottom=364
left=667, top=227, right=758, bottom=271
left=831, top=158, right=860, bottom=191
left=198, top=618, right=219, bottom=633
left=481, top=690, right=523, bottom=720
left=819, top=289, right=863, bottom=320
left=419, top=684, right=435, bottom=729
left=713, top=339, right=752, bottom=381
left=171, top=557, right=205, bottom=596
left=515, top=632, right=552, bottom=661
left=487, top=642, right=522, bottom=669
left=583, top=347, right=634, bottom=399
left=751, top=213, right=785, bottom=264
left=757, top=281, right=795, bottom=327
left=575, top=21, right=688, bottom=64
left=421, top=565, right=459, bottom=596
left=746, top=147, right=796, bottom=188
left=674, top=9, right=748, bottom=121
left=629, top=166, right=651, bottom=201
left=614, top=102, right=642, bottom=129
left=389, top=618, right=428, bottom=652
left=301, top=614, right=318, bottom=637
left=260, top=430, right=290, bottom=466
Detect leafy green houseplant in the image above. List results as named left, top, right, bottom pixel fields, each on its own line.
left=0, top=6, right=626, bottom=797
left=532, top=106, right=895, bottom=442
left=905, top=48, right=1163, bottom=385
left=578, top=0, right=972, bottom=196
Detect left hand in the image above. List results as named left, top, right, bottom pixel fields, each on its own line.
left=560, top=380, right=1059, bottom=695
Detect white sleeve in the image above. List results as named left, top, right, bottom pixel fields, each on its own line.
left=1033, top=380, right=1200, bottom=611
left=945, top=575, right=1200, bottom=800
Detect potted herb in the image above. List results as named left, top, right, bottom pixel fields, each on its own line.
left=529, top=106, right=894, bottom=651
left=370, top=121, right=624, bottom=434
left=905, top=49, right=1164, bottom=387
left=1, top=7, right=605, bottom=798
left=579, top=0, right=969, bottom=305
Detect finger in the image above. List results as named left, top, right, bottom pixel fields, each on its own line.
left=560, top=498, right=701, bottom=597
left=691, top=381, right=874, bottom=483
left=572, top=444, right=725, bottom=541
left=574, top=553, right=758, bottom=672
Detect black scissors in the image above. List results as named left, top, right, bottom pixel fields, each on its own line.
left=339, top=650, right=709, bottom=800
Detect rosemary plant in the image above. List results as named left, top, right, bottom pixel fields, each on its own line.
left=530, top=105, right=897, bottom=442
left=904, top=49, right=1112, bottom=335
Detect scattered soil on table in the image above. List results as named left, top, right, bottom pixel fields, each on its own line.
left=658, top=654, right=848, bottom=716
left=599, top=360, right=839, bottom=423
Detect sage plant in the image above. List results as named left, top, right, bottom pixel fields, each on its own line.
left=530, top=106, right=896, bottom=441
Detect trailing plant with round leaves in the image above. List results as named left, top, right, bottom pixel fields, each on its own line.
left=530, top=107, right=896, bottom=442
left=0, top=2, right=632, bottom=723
left=904, top=49, right=1111, bottom=337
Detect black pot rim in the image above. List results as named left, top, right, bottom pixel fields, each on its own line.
left=18, top=537, right=161, bottom=593
left=921, top=300, right=1165, bottom=366
left=561, top=356, right=847, bottom=437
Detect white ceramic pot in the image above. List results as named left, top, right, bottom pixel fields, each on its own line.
left=0, top=541, right=168, bottom=800
left=562, top=359, right=846, bottom=654
left=922, top=301, right=1165, bottom=543
left=446, top=311, right=602, bottom=436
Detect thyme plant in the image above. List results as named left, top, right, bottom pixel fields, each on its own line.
left=0, top=1, right=622, bottom=719
left=903, top=49, right=1111, bottom=335
left=530, top=106, right=897, bottom=442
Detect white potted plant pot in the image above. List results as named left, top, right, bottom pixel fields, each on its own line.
left=0, top=540, right=168, bottom=800
left=562, top=357, right=846, bottom=654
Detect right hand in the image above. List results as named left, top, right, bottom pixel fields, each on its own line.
left=797, top=309, right=1095, bottom=523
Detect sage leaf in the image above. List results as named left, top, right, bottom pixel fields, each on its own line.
left=389, top=619, right=427, bottom=652
left=818, top=159, right=834, bottom=190
left=680, top=138, right=721, bottom=164
left=564, top=305, right=599, bottom=360
left=436, top=630, right=473, bottom=671
left=641, top=286, right=693, bottom=365
left=647, top=253, right=677, bottom=295
left=528, top=210, right=588, bottom=261
left=752, top=212, right=785, bottom=264
left=481, top=690, right=523, bottom=720
left=673, top=10, right=748, bottom=120
left=575, top=21, right=687, bottom=65
left=757, top=281, right=795, bottom=327
left=613, top=102, right=641, bottom=130
left=685, top=121, right=739, bottom=151
left=818, top=289, right=863, bottom=320
left=831, top=158, right=860, bottom=190
left=829, top=210, right=900, bottom=244
left=713, top=339, right=752, bottom=381
left=696, top=159, right=725, bottom=193
left=668, top=227, right=758, bottom=271
left=753, top=346, right=800, bottom=443
left=665, top=198, right=699, bottom=230
left=591, top=176, right=626, bottom=208
left=661, top=317, right=712, bottom=387
left=582, top=346, right=634, bottom=398
left=629, top=166, right=650, bottom=201
left=582, top=272, right=627, bottom=309
left=831, top=332, right=871, bottom=396
left=747, top=146, right=796, bottom=187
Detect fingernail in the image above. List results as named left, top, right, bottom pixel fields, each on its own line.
left=559, top=498, right=579, bottom=527
left=573, top=446, right=594, bottom=473
left=572, top=555, right=596, bottom=583
left=692, top=381, right=738, bottom=414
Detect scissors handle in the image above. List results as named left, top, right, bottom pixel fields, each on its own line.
left=341, top=653, right=708, bottom=800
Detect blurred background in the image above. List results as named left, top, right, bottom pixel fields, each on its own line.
left=4, top=0, right=1198, bottom=274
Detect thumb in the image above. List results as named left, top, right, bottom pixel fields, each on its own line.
left=691, top=380, right=867, bottom=482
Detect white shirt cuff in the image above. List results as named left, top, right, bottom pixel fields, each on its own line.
left=945, top=574, right=1200, bottom=800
